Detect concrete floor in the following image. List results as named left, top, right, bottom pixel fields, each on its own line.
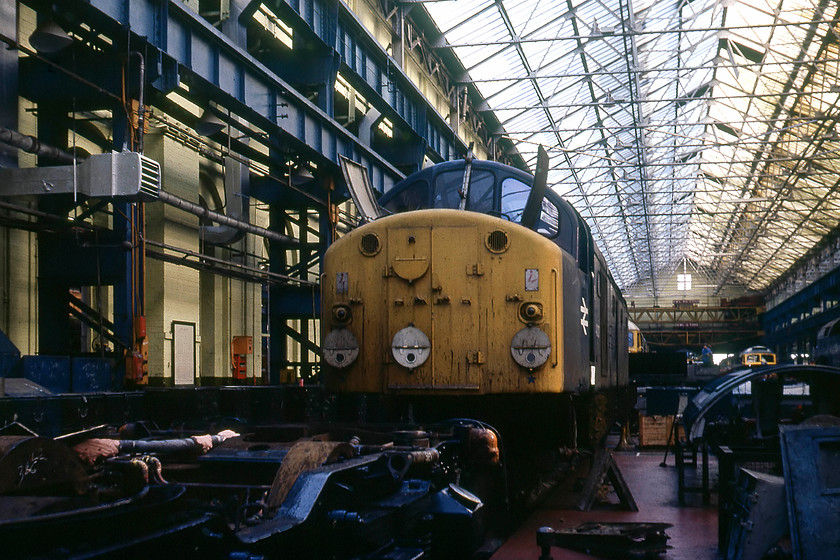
left=491, top=447, right=720, bottom=559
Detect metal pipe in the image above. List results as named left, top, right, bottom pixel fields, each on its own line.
left=118, top=437, right=207, bottom=455
left=156, top=190, right=295, bottom=245
left=127, top=51, right=145, bottom=153
left=0, top=126, right=78, bottom=164
left=0, top=127, right=296, bottom=245
left=0, top=199, right=99, bottom=229
left=145, top=238, right=313, bottom=286
left=125, top=51, right=146, bottom=333
left=201, top=155, right=249, bottom=245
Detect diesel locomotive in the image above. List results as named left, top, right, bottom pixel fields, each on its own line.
left=320, top=149, right=630, bottom=508
left=628, top=320, right=649, bottom=353
left=740, top=345, right=777, bottom=367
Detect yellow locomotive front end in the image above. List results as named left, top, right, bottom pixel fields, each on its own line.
left=322, top=209, right=571, bottom=396
left=320, top=154, right=630, bottom=508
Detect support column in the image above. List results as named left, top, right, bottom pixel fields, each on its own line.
left=268, top=202, right=288, bottom=385
left=0, top=0, right=18, bottom=348
left=36, top=107, right=73, bottom=356
left=0, top=0, right=17, bottom=169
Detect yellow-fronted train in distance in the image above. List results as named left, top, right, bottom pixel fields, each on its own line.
left=740, top=345, right=777, bottom=367
left=321, top=148, right=632, bottom=511
left=628, top=320, right=648, bottom=354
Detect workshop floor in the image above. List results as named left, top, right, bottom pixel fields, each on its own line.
left=490, top=446, right=720, bottom=559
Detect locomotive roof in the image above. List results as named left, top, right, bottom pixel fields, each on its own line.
left=739, top=346, right=774, bottom=356
left=391, top=158, right=532, bottom=186
left=379, top=157, right=583, bottom=225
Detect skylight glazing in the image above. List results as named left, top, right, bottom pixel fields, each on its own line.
left=424, top=0, right=840, bottom=297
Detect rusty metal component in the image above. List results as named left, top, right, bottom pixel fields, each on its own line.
left=72, top=437, right=121, bottom=466
left=238, top=453, right=381, bottom=545
left=0, top=436, right=86, bottom=495
left=384, top=448, right=441, bottom=478
left=468, top=427, right=500, bottom=466
left=331, top=304, right=352, bottom=324
left=391, top=430, right=430, bottom=447
left=266, top=440, right=355, bottom=508
left=236, top=443, right=480, bottom=558
left=402, top=448, right=439, bottom=464
left=724, top=468, right=787, bottom=560
left=144, top=456, right=167, bottom=484
left=520, top=302, right=544, bottom=322
left=536, top=522, right=671, bottom=560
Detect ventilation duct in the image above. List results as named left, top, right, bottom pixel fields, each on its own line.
left=201, top=155, right=249, bottom=245
left=0, top=151, right=160, bottom=201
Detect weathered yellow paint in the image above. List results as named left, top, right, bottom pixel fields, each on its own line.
left=323, top=209, right=567, bottom=395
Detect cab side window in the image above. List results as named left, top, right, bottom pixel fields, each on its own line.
left=500, top=177, right=559, bottom=237
left=537, top=199, right=559, bottom=237
left=382, top=180, right=430, bottom=213
left=578, top=218, right=592, bottom=273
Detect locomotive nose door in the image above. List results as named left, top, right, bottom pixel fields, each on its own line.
left=430, top=225, right=481, bottom=390
left=387, top=226, right=433, bottom=390
left=386, top=224, right=481, bottom=391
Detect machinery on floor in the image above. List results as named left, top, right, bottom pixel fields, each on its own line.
left=0, top=416, right=514, bottom=559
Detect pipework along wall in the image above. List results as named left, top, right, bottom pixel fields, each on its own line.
left=144, top=129, right=264, bottom=385
left=198, top=163, right=265, bottom=385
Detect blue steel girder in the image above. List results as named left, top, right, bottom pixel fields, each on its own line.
left=244, top=0, right=463, bottom=165
left=763, top=266, right=840, bottom=346
left=85, top=0, right=404, bottom=195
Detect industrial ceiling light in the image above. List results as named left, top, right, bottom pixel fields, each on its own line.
left=195, top=109, right=225, bottom=137
left=29, top=19, right=72, bottom=53
left=291, top=167, right=315, bottom=185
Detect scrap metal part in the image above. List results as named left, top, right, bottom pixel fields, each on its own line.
left=723, top=468, right=787, bottom=560
left=235, top=448, right=484, bottom=559
left=0, top=435, right=87, bottom=495
left=536, top=522, right=672, bottom=560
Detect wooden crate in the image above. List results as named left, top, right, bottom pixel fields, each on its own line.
left=639, top=415, right=685, bottom=447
